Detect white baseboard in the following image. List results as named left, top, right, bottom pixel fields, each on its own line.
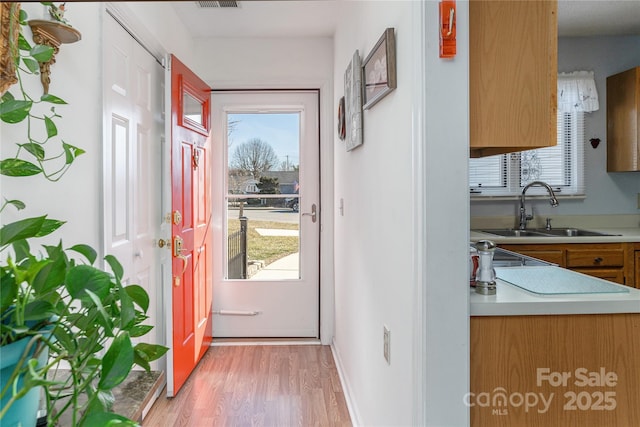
left=331, top=339, right=361, bottom=426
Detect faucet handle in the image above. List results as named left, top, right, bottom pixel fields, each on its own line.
left=545, top=218, right=552, bottom=230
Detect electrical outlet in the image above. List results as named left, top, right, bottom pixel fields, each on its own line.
left=383, top=326, right=390, bottom=365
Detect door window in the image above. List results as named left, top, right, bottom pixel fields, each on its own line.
left=225, top=112, right=301, bottom=280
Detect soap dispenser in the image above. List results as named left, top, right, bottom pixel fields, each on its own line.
left=474, top=240, right=497, bottom=295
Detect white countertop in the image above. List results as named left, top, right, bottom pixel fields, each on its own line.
left=470, top=227, right=640, bottom=244
left=471, top=274, right=640, bottom=316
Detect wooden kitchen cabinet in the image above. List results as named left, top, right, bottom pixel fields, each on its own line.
left=500, top=242, right=634, bottom=287
left=469, top=0, right=557, bottom=158
left=606, top=66, right=640, bottom=172
left=636, top=250, right=640, bottom=289
left=471, top=314, right=640, bottom=426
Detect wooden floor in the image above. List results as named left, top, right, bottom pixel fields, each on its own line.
left=143, top=345, right=352, bottom=426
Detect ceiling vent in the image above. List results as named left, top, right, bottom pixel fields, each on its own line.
left=197, top=1, right=240, bottom=8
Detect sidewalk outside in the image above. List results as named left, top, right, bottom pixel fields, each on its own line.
left=250, top=252, right=299, bottom=280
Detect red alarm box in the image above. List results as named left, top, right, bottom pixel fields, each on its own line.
left=439, top=0, right=456, bottom=58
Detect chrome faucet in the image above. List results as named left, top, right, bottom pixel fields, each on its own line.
left=518, top=181, right=559, bottom=230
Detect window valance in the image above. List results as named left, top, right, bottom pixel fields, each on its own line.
left=558, top=71, right=599, bottom=113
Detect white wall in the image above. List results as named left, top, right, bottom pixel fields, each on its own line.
left=333, top=1, right=469, bottom=425
left=471, top=35, right=640, bottom=219
left=1, top=3, right=103, bottom=251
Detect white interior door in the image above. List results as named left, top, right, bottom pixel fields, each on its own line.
left=212, top=91, right=320, bottom=337
left=103, top=15, right=164, bottom=358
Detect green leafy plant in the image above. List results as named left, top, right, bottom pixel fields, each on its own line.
left=1, top=4, right=167, bottom=426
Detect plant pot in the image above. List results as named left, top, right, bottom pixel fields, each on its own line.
left=0, top=336, right=49, bottom=427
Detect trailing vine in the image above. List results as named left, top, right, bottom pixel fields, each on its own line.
left=0, top=3, right=84, bottom=189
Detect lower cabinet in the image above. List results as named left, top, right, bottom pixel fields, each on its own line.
left=500, top=242, right=635, bottom=287
left=471, top=314, right=640, bottom=426
left=636, top=251, right=640, bottom=287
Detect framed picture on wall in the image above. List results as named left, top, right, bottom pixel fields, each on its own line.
left=344, top=50, right=363, bottom=151
left=362, top=28, right=396, bottom=110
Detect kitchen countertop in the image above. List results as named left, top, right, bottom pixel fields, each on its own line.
left=471, top=273, right=640, bottom=316
left=470, top=227, right=640, bottom=244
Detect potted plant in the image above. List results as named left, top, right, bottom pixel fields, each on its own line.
left=0, top=3, right=168, bottom=426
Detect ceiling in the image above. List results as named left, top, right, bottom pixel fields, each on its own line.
left=171, top=0, right=640, bottom=39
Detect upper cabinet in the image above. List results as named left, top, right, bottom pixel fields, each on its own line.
left=607, top=66, right=640, bottom=172
left=469, top=0, right=558, bottom=158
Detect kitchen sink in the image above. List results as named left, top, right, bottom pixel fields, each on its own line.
left=535, top=228, right=621, bottom=237
left=479, top=229, right=550, bottom=237
left=478, top=228, right=622, bottom=238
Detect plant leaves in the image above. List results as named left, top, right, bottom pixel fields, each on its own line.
left=20, top=143, right=45, bottom=161
left=68, top=244, right=98, bottom=265
left=118, top=288, right=136, bottom=330
left=128, top=324, right=153, bottom=338
left=0, top=215, right=47, bottom=246
left=44, top=116, right=58, bottom=138
left=23, top=300, right=56, bottom=321
left=99, top=332, right=134, bottom=390
left=35, top=219, right=65, bottom=237
left=4, top=198, right=26, bottom=211
left=11, top=239, right=31, bottom=262
left=22, top=57, right=39, bottom=74
left=65, top=265, right=112, bottom=303
left=79, top=411, right=135, bottom=427
left=1, top=92, right=15, bottom=102
left=104, top=255, right=124, bottom=282
left=1, top=268, right=18, bottom=313
left=125, top=285, right=149, bottom=313
left=84, top=289, right=114, bottom=337
left=0, top=159, right=41, bottom=177
left=0, top=99, right=32, bottom=123
left=134, top=343, right=169, bottom=363
left=18, top=9, right=28, bottom=25
left=41, top=93, right=67, bottom=105
left=33, top=247, right=67, bottom=294
left=62, top=142, right=85, bottom=165
left=30, top=44, right=54, bottom=63
left=18, top=33, right=32, bottom=51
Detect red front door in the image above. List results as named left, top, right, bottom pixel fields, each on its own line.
left=170, top=55, right=212, bottom=395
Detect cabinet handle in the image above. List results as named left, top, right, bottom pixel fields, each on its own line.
left=594, top=257, right=603, bottom=264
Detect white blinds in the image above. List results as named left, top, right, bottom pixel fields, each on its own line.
left=469, top=111, right=585, bottom=197
left=469, top=71, right=594, bottom=197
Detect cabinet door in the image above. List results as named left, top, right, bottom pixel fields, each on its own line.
left=469, top=0, right=557, bottom=157
left=606, top=67, right=640, bottom=172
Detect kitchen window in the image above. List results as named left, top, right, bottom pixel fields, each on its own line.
left=469, top=110, right=585, bottom=198
left=470, top=71, right=600, bottom=199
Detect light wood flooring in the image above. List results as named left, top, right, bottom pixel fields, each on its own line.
left=143, top=345, right=352, bottom=426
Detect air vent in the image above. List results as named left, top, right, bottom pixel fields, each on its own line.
left=197, top=1, right=239, bottom=8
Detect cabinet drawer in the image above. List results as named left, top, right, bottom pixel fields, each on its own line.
left=503, top=248, right=565, bottom=266
left=566, top=249, right=624, bottom=267
left=572, top=268, right=625, bottom=285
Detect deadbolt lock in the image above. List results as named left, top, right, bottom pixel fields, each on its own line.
left=157, top=238, right=170, bottom=249
left=173, top=210, right=182, bottom=225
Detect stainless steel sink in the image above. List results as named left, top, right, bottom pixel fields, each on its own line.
left=479, top=229, right=551, bottom=237
left=533, top=228, right=621, bottom=237
left=478, top=228, right=621, bottom=238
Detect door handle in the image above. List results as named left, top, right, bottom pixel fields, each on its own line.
left=173, top=235, right=189, bottom=275
left=301, top=203, right=317, bottom=223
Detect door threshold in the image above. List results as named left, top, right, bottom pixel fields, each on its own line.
left=211, top=337, right=321, bottom=346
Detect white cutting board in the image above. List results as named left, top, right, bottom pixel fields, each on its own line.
left=495, top=266, right=629, bottom=295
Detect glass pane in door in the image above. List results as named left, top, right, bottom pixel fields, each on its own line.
left=225, top=113, right=301, bottom=280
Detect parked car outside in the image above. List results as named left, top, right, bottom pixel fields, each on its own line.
left=285, top=197, right=299, bottom=212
